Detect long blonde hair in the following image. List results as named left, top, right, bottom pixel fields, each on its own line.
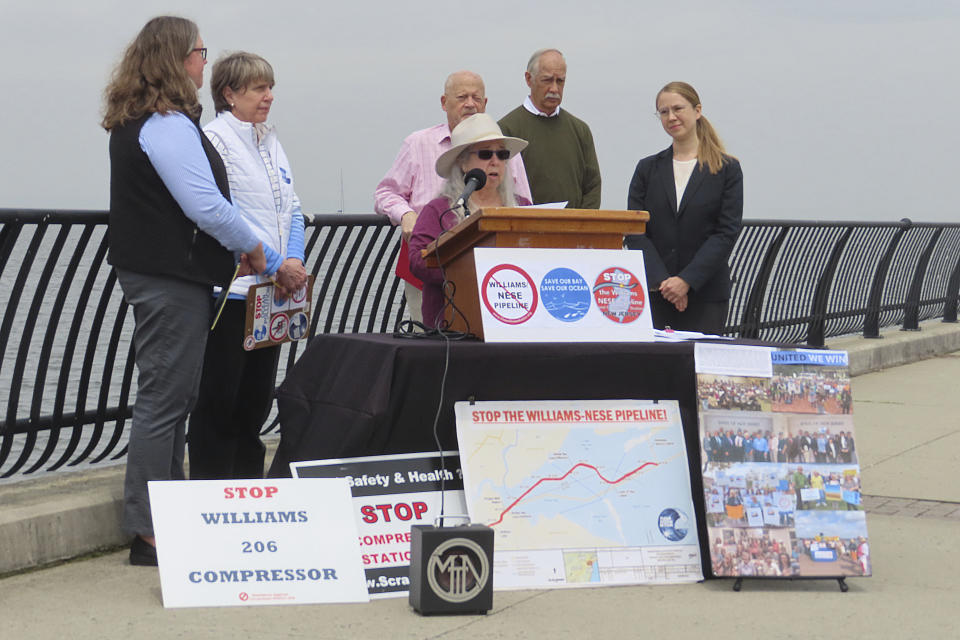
left=657, top=81, right=733, bottom=175
left=101, top=16, right=201, bottom=130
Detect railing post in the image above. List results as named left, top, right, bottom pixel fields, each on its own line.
left=806, top=227, right=853, bottom=347
left=740, top=226, right=790, bottom=339
left=863, top=219, right=911, bottom=338
left=902, top=227, right=943, bottom=331
left=943, top=250, right=960, bottom=323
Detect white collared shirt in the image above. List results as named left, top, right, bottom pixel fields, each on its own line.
left=523, top=95, right=561, bottom=118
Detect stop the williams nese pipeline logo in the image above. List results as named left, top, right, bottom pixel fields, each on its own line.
left=481, top=264, right=538, bottom=325
left=592, top=267, right=645, bottom=323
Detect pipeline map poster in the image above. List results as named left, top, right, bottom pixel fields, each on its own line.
left=455, top=399, right=702, bottom=590
left=291, top=451, right=466, bottom=599
left=695, top=344, right=871, bottom=579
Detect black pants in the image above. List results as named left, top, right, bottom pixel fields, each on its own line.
left=188, top=299, right=280, bottom=479
left=650, top=294, right=728, bottom=335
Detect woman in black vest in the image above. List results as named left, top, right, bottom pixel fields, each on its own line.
left=101, top=16, right=279, bottom=566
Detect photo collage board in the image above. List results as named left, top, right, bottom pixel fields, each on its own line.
left=694, top=344, right=871, bottom=579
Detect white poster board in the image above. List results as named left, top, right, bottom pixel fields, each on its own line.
left=149, top=479, right=369, bottom=608
left=455, top=399, right=702, bottom=589
left=472, top=248, right=654, bottom=342
left=290, top=451, right=466, bottom=599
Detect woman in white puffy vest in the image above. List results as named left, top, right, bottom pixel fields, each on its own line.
left=189, top=51, right=308, bottom=479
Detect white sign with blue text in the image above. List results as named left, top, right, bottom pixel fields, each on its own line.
left=149, top=478, right=369, bottom=608
left=472, top=248, right=654, bottom=342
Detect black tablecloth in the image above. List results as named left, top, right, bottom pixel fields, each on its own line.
left=269, top=332, right=710, bottom=573
left=271, top=333, right=700, bottom=468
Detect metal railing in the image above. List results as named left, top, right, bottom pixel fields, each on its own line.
left=0, top=209, right=957, bottom=479
left=727, top=219, right=960, bottom=344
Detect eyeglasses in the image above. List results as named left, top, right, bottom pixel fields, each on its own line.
left=191, top=47, right=208, bottom=61
left=469, top=149, right=511, bottom=161
left=656, top=104, right=690, bottom=119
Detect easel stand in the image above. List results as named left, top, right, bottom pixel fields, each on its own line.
left=731, top=576, right=849, bottom=592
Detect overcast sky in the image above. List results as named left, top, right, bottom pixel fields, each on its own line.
left=2, top=0, right=958, bottom=222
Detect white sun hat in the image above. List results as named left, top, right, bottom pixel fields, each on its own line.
left=435, top=113, right=528, bottom=178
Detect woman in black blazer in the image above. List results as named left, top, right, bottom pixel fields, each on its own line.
left=626, top=82, right=742, bottom=335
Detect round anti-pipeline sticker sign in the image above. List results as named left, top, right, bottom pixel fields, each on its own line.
left=540, top=267, right=590, bottom=322
left=592, top=267, right=645, bottom=324
left=481, top=264, right=538, bottom=325
left=269, top=313, right=290, bottom=341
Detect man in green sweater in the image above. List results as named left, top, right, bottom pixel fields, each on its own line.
left=498, top=48, right=601, bottom=209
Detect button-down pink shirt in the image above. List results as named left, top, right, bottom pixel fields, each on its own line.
left=374, top=123, right=532, bottom=284
left=375, top=123, right=531, bottom=223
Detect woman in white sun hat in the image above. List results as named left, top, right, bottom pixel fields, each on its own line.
left=408, top=113, right=529, bottom=329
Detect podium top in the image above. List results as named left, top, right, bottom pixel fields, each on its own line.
left=455, top=206, right=648, bottom=226
left=423, top=207, right=648, bottom=260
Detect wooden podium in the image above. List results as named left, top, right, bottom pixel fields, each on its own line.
left=421, top=207, right=648, bottom=339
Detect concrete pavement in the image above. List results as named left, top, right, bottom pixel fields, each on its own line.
left=1, top=321, right=959, bottom=638
left=0, top=513, right=957, bottom=640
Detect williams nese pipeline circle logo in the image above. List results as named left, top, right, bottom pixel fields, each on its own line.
left=658, top=508, right=690, bottom=542
left=480, top=264, right=538, bottom=325
left=593, top=267, right=645, bottom=324
left=540, top=268, right=590, bottom=322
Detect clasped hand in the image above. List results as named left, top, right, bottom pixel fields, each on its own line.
left=237, top=245, right=307, bottom=302
left=273, top=259, right=308, bottom=301
left=237, top=242, right=267, bottom=276
left=659, top=276, right=690, bottom=312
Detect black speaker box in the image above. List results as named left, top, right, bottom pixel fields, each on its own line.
left=409, top=524, right=494, bottom=615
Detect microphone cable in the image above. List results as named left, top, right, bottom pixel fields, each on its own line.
left=392, top=196, right=490, bottom=525
left=431, top=202, right=469, bottom=526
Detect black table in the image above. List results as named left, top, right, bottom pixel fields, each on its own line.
left=269, top=332, right=710, bottom=573
left=270, top=333, right=702, bottom=467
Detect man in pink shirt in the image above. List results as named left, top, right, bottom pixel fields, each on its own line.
left=374, top=70, right=531, bottom=322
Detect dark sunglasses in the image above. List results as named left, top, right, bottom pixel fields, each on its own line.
left=192, top=47, right=208, bottom=60
left=470, top=149, right=511, bottom=161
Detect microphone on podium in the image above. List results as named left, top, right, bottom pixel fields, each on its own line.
left=455, top=168, right=487, bottom=212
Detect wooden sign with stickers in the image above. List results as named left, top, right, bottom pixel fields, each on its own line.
left=243, top=275, right=314, bottom=350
